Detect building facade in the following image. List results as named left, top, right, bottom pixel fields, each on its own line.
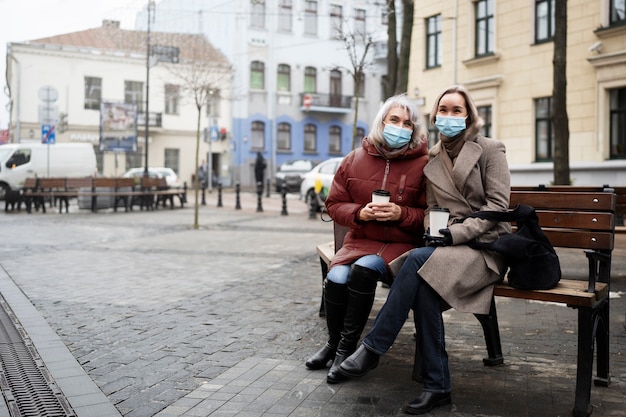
left=408, top=0, right=626, bottom=186
left=137, top=0, right=392, bottom=187
left=5, top=20, right=232, bottom=187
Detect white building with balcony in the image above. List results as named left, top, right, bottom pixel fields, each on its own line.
left=136, top=0, right=393, bottom=187
left=5, top=20, right=232, bottom=187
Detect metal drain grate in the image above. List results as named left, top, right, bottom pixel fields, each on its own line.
left=0, top=297, right=75, bottom=417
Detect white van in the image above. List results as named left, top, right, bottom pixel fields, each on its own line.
left=0, top=143, right=97, bottom=199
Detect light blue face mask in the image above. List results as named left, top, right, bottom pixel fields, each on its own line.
left=383, top=124, right=413, bottom=148
left=435, top=116, right=467, bottom=138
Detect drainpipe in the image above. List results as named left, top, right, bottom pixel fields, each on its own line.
left=6, top=46, right=21, bottom=142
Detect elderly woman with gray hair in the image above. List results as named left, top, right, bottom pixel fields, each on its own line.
left=305, top=94, right=429, bottom=383
left=339, top=85, right=512, bottom=415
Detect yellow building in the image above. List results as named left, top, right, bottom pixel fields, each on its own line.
left=408, top=0, right=626, bottom=185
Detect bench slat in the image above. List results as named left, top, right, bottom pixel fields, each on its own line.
left=511, top=191, right=615, bottom=211
left=493, top=280, right=608, bottom=308
left=536, top=210, right=614, bottom=230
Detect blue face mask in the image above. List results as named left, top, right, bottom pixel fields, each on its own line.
left=435, top=116, right=467, bottom=138
left=383, top=124, right=413, bottom=149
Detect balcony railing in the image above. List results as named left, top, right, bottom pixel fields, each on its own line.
left=299, top=93, right=352, bottom=113
left=137, top=112, right=163, bottom=128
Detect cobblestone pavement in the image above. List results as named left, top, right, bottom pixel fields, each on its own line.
left=0, top=190, right=624, bottom=417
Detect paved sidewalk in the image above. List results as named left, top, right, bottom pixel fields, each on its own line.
left=0, top=190, right=624, bottom=417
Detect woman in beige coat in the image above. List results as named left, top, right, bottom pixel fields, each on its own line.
left=339, top=85, right=512, bottom=415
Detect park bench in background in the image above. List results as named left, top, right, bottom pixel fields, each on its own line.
left=316, top=189, right=616, bottom=417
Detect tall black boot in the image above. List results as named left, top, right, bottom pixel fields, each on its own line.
left=306, top=279, right=348, bottom=370
left=327, top=264, right=379, bottom=383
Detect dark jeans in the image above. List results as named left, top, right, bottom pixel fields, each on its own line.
left=362, top=246, right=450, bottom=392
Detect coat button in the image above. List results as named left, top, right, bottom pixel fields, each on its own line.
left=397, top=196, right=403, bottom=201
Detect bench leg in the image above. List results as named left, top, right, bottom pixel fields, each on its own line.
left=573, top=307, right=595, bottom=417
left=319, top=257, right=328, bottom=317
left=594, top=298, right=610, bottom=387
left=475, top=297, right=504, bottom=366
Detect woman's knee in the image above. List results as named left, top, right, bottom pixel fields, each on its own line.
left=327, top=265, right=350, bottom=284
left=353, top=254, right=386, bottom=275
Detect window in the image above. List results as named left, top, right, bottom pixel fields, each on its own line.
left=478, top=105, right=492, bottom=137
left=475, top=0, right=494, bottom=57
left=381, top=6, right=389, bottom=25
left=535, top=0, right=555, bottom=43
left=304, top=0, right=318, bottom=35
left=426, top=114, right=439, bottom=148
left=277, top=64, right=291, bottom=92
left=164, top=84, right=179, bottom=115
left=610, top=87, right=626, bottom=159
left=610, top=0, right=626, bottom=25
left=304, top=124, right=317, bottom=152
left=426, top=15, right=442, bottom=68
left=535, top=97, right=554, bottom=161
left=124, top=81, right=144, bottom=112
left=251, top=121, right=265, bottom=150
left=329, top=125, right=341, bottom=153
left=84, top=77, right=102, bottom=110
left=164, top=148, right=179, bottom=175
left=330, top=69, right=342, bottom=106
left=304, top=67, right=317, bottom=93
left=250, top=61, right=265, bottom=90
left=250, top=0, right=265, bottom=29
left=330, top=4, right=343, bottom=39
left=278, top=0, right=292, bottom=31
left=277, top=123, right=291, bottom=150
left=354, top=8, right=366, bottom=38
left=353, top=127, right=365, bottom=148
left=206, top=90, right=220, bottom=117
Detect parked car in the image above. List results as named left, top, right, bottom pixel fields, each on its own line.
left=299, top=157, right=343, bottom=211
left=274, top=159, right=319, bottom=192
left=122, top=167, right=180, bottom=187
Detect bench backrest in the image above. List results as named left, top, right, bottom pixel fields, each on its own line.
left=116, top=178, right=136, bottom=188
left=92, top=178, right=118, bottom=188
left=23, top=177, right=38, bottom=189
left=38, top=177, right=66, bottom=190
left=65, top=177, right=93, bottom=189
left=510, top=191, right=615, bottom=252
left=330, top=189, right=616, bottom=256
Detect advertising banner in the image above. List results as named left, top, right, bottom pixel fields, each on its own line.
left=100, top=102, right=138, bottom=152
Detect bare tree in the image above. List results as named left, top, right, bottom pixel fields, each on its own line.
left=385, top=0, right=414, bottom=98
left=165, top=35, right=231, bottom=228
left=552, top=0, right=570, bottom=184
left=339, top=28, right=375, bottom=150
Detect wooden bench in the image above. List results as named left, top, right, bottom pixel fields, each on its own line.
left=316, top=189, right=616, bottom=417
left=19, top=177, right=186, bottom=213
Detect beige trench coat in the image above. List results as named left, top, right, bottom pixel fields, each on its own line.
left=419, top=136, right=512, bottom=314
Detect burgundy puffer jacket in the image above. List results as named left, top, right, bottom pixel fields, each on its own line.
left=327, top=137, right=428, bottom=281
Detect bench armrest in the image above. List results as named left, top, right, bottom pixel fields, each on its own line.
left=583, top=249, right=610, bottom=293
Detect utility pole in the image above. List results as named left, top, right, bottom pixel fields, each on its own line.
left=144, top=0, right=155, bottom=176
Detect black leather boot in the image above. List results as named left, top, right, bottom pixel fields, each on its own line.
left=327, top=264, right=379, bottom=383
left=338, top=344, right=380, bottom=377
left=306, top=279, right=347, bottom=370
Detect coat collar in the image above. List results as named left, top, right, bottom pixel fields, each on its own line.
left=425, top=138, right=483, bottom=196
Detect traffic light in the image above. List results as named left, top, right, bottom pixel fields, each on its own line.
left=220, top=127, right=227, bottom=140
left=58, top=112, right=68, bottom=133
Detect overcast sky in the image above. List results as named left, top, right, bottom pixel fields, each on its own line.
left=0, top=0, right=146, bottom=130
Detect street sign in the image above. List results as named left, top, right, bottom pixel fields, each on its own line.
left=303, top=94, right=312, bottom=110
left=41, top=124, right=56, bottom=144
left=210, top=125, right=219, bottom=141
left=151, top=45, right=180, bottom=64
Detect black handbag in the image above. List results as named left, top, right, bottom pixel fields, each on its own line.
left=466, top=204, right=561, bottom=290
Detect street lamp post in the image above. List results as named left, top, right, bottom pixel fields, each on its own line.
left=144, top=0, right=155, bottom=176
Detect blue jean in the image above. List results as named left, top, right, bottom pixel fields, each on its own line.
left=327, top=254, right=387, bottom=284
left=361, top=246, right=451, bottom=392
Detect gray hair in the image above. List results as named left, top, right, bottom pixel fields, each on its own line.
left=369, top=94, right=425, bottom=149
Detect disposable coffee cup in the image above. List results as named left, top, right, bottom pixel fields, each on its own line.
left=430, top=207, right=450, bottom=237
left=372, top=189, right=391, bottom=203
